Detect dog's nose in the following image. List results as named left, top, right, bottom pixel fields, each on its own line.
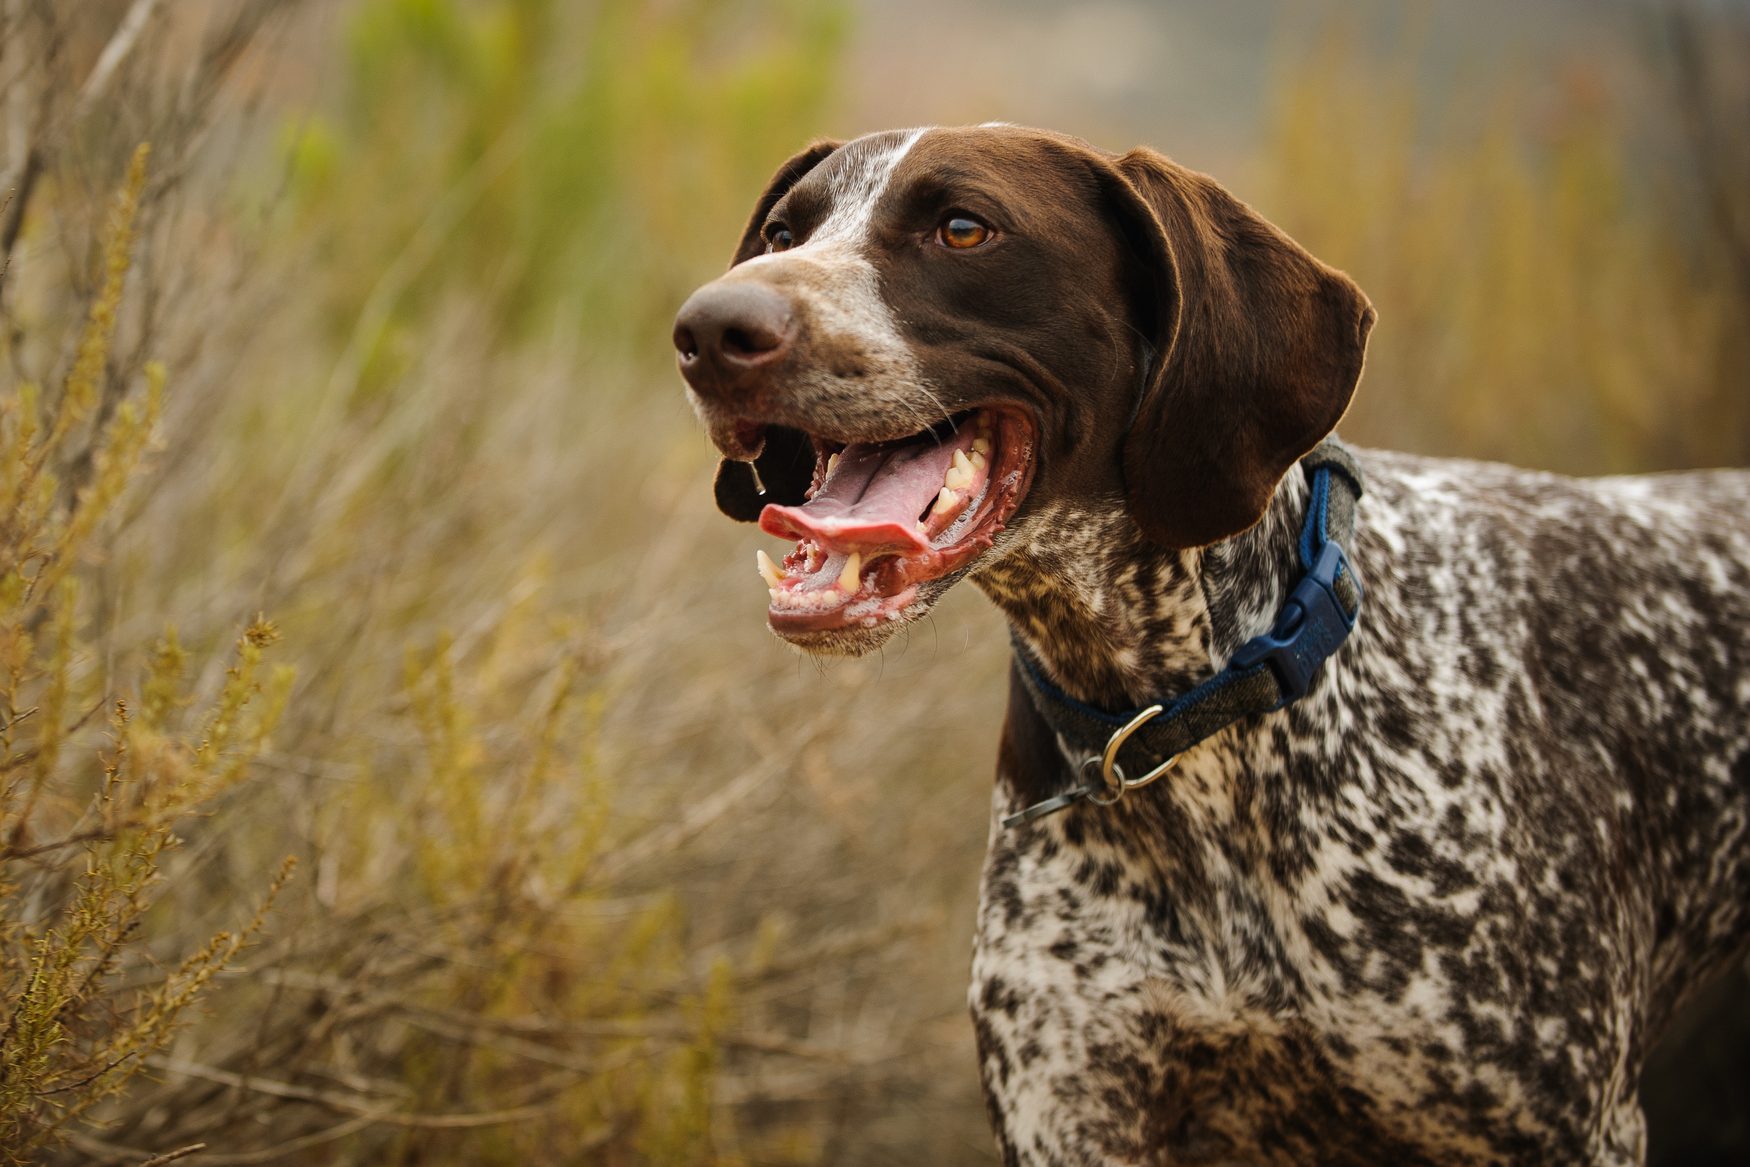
left=673, top=281, right=794, bottom=397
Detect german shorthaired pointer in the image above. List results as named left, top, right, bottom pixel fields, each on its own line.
left=672, top=125, right=1750, bottom=1165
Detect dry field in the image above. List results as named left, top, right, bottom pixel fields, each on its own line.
left=0, top=2, right=1744, bottom=1164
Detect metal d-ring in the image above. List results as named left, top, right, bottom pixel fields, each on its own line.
left=1089, top=705, right=1180, bottom=805
left=1081, top=755, right=1125, bottom=805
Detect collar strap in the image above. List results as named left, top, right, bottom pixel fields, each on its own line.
left=1004, top=440, right=1364, bottom=828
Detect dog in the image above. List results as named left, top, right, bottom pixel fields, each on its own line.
left=671, top=125, right=1750, bottom=1165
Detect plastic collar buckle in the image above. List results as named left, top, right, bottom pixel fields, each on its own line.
left=1228, top=541, right=1358, bottom=704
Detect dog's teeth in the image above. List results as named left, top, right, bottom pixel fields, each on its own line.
left=756, top=548, right=784, bottom=587
left=973, top=437, right=991, bottom=455
left=827, top=452, right=840, bottom=475
left=945, top=449, right=975, bottom=490
left=933, top=487, right=960, bottom=515
left=970, top=450, right=987, bottom=471
left=838, top=551, right=862, bottom=592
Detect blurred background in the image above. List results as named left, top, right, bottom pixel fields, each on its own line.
left=0, top=0, right=1746, bottom=1163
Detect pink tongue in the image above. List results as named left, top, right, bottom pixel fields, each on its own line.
left=759, top=431, right=970, bottom=553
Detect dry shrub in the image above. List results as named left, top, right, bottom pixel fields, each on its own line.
left=0, top=144, right=292, bottom=1164
left=1, top=2, right=1746, bottom=1165
left=8, top=2, right=946, bottom=1164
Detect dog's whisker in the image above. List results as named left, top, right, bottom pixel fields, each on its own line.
left=910, top=384, right=957, bottom=442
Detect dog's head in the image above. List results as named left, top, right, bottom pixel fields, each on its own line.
left=673, top=125, right=1374, bottom=655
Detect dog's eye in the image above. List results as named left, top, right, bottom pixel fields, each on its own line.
left=937, top=215, right=991, bottom=250
left=766, top=224, right=794, bottom=252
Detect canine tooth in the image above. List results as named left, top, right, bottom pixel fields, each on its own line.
left=933, top=487, right=959, bottom=515
left=838, top=551, right=862, bottom=592
left=827, top=452, right=840, bottom=475
left=973, top=437, right=991, bottom=456
left=757, top=549, right=784, bottom=588
left=945, top=449, right=975, bottom=490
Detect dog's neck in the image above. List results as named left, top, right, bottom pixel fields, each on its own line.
left=975, top=468, right=1311, bottom=712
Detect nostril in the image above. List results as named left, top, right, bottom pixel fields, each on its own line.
left=722, top=325, right=781, bottom=359
left=672, top=281, right=792, bottom=382
left=673, top=323, right=699, bottom=361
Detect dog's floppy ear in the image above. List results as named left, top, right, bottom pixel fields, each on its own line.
left=729, top=139, right=841, bottom=268
left=713, top=141, right=841, bottom=523
left=1101, top=148, right=1375, bottom=549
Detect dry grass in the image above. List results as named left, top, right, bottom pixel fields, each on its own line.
left=0, top=142, right=293, bottom=1164
left=0, top=1, right=1744, bottom=1163
left=1255, top=11, right=1750, bottom=473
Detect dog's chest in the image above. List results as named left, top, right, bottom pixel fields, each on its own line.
left=968, top=783, right=1628, bottom=1167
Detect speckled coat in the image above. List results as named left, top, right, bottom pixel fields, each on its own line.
left=972, top=453, right=1750, bottom=1165
left=674, top=124, right=1750, bottom=1166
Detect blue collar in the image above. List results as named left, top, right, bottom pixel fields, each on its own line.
left=1005, top=441, right=1365, bottom=827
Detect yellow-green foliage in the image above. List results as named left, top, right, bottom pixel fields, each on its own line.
left=2, top=3, right=1745, bottom=1165
left=1256, top=29, right=1750, bottom=473
left=268, top=614, right=745, bottom=1165
left=2, top=92, right=767, bottom=1167
left=0, top=147, right=293, bottom=1164
left=0, top=6, right=856, bottom=1161
left=288, top=0, right=846, bottom=381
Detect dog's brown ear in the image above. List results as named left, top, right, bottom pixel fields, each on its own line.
left=713, top=425, right=816, bottom=522
left=712, top=141, right=841, bottom=522
left=729, top=139, right=841, bottom=268
left=1102, top=148, right=1375, bottom=549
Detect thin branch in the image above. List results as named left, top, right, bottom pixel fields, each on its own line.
left=2, top=0, right=161, bottom=290
left=147, top=1056, right=576, bottom=1129
left=0, top=141, right=39, bottom=280
left=0, top=817, right=148, bottom=862
left=590, top=760, right=780, bottom=882
left=71, top=0, right=163, bottom=124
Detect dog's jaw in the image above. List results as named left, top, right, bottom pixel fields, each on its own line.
left=749, top=407, right=1038, bottom=653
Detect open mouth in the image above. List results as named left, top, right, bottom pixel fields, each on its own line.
left=753, top=408, right=1036, bottom=633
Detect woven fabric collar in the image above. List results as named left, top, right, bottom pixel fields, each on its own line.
left=1004, top=440, right=1365, bottom=828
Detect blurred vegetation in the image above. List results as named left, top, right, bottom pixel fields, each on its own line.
left=287, top=0, right=845, bottom=360
left=0, top=0, right=1744, bottom=1164
left=0, top=3, right=910, bottom=1164
left=1258, top=11, right=1750, bottom=473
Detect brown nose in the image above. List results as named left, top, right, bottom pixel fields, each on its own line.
left=673, top=281, right=794, bottom=397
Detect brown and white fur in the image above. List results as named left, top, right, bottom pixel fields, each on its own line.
left=672, top=125, right=1750, bottom=1166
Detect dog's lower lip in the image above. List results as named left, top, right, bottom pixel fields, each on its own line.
left=732, top=420, right=766, bottom=453
left=754, top=407, right=1036, bottom=634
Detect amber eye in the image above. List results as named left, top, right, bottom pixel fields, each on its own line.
left=937, top=215, right=991, bottom=249
left=767, top=224, right=794, bottom=252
